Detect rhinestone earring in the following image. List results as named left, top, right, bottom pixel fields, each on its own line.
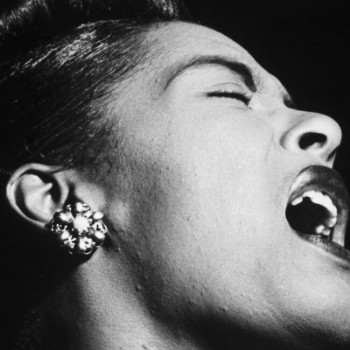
left=49, top=202, right=107, bottom=255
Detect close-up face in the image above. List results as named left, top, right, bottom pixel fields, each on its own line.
left=102, top=22, right=350, bottom=347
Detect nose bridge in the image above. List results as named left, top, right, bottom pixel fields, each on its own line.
left=280, top=109, right=342, bottom=165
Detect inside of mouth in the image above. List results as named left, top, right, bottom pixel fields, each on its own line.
left=286, top=197, right=332, bottom=236
left=346, top=226, right=350, bottom=249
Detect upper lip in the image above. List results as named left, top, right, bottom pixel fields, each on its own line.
left=287, top=165, right=350, bottom=247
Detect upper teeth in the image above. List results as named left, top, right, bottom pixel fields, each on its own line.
left=291, top=190, right=338, bottom=235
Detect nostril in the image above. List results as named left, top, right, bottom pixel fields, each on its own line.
left=299, top=132, right=327, bottom=150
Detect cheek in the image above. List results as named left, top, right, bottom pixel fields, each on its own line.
left=110, top=99, right=350, bottom=342
left=124, top=114, right=285, bottom=318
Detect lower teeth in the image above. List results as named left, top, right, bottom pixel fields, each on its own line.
left=315, top=225, right=331, bottom=236
left=286, top=198, right=335, bottom=237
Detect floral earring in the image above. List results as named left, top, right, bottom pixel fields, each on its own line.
left=49, top=202, right=107, bottom=255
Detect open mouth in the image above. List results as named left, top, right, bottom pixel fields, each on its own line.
left=286, top=165, right=350, bottom=262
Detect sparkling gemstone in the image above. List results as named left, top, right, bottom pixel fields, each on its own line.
left=92, top=221, right=107, bottom=234
left=73, top=216, right=90, bottom=233
left=93, top=230, right=105, bottom=243
left=60, top=231, right=70, bottom=241
left=57, top=212, right=71, bottom=223
left=77, top=238, right=87, bottom=252
left=74, top=202, right=84, bottom=213
left=92, top=211, right=104, bottom=220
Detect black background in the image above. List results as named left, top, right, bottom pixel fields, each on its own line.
left=186, top=0, right=350, bottom=186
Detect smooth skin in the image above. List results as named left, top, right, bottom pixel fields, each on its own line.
left=7, top=22, right=350, bottom=349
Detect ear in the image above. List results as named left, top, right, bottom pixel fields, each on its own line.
left=7, top=164, right=75, bottom=229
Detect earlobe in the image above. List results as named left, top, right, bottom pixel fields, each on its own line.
left=6, top=164, right=70, bottom=229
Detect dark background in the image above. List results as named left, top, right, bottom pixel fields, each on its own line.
left=187, top=0, right=350, bottom=185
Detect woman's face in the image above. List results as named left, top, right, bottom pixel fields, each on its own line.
left=104, top=22, right=350, bottom=346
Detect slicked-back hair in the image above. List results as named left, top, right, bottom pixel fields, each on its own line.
left=0, top=0, right=188, bottom=172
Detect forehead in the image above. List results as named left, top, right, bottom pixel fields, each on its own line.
left=148, top=22, right=255, bottom=63
left=111, top=21, right=292, bottom=112
left=138, top=22, right=288, bottom=97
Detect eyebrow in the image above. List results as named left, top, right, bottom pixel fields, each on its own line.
left=164, top=54, right=297, bottom=108
left=164, top=55, right=258, bottom=92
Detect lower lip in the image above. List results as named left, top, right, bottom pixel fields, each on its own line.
left=298, top=233, right=350, bottom=264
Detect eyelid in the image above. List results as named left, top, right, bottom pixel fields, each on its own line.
left=206, top=83, right=252, bottom=104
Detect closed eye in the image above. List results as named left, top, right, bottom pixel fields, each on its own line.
left=207, top=91, right=251, bottom=105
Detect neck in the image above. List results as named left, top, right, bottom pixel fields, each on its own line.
left=40, top=250, right=199, bottom=350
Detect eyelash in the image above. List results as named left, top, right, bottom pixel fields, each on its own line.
left=207, top=91, right=251, bottom=105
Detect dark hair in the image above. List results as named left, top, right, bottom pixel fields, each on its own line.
left=0, top=0, right=188, bottom=172
left=0, top=1, right=189, bottom=348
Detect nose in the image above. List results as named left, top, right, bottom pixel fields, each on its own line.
left=281, top=111, right=342, bottom=165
